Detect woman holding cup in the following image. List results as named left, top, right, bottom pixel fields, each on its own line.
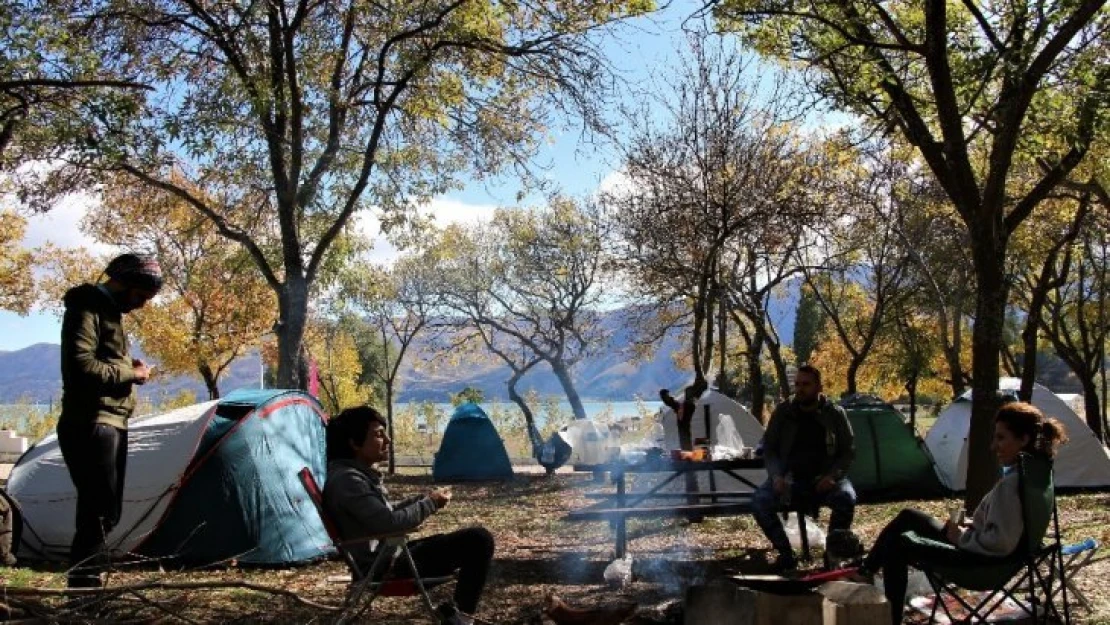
left=852, top=402, right=1068, bottom=624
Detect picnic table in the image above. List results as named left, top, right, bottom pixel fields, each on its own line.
left=566, top=456, right=766, bottom=557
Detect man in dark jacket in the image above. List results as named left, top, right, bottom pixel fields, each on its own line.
left=57, top=253, right=162, bottom=588
left=323, top=406, right=494, bottom=625
left=753, top=365, right=856, bottom=573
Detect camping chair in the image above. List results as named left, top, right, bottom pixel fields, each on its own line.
left=297, top=467, right=454, bottom=624
left=1055, top=538, right=1100, bottom=611
left=902, top=453, right=1070, bottom=624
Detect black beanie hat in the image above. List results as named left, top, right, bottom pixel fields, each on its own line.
left=105, top=253, right=164, bottom=291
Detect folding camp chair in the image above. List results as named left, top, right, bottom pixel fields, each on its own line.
left=902, top=453, right=1070, bottom=624
left=1055, top=538, right=1100, bottom=611
left=297, top=467, right=454, bottom=624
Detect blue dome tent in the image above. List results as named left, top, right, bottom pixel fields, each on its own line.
left=9, top=389, right=332, bottom=566
left=432, top=403, right=514, bottom=482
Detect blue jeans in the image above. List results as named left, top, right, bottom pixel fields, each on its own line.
left=751, top=476, right=856, bottom=557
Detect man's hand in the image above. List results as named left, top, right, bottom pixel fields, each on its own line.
left=429, top=487, right=452, bottom=510
left=659, top=389, right=671, bottom=401
left=132, top=359, right=153, bottom=385
left=815, top=475, right=837, bottom=494
left=772, top=475, right=788, bottom=496
left=943, top=520, right=962, bottom=544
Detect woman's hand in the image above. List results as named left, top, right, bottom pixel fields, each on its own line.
left=943, top=520, right=963, bottom=544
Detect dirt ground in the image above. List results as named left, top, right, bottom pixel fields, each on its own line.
left=2, top=471, right=1108, bottom=624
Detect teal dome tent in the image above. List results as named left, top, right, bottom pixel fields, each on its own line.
left=9, top=389, right=332, bottom=566
left=432, top=402, right=514, bottom=482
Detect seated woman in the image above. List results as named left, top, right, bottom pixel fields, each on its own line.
left=856, top=401, right=1067, bottom=624
left=323, top=405, right=495, bottom=625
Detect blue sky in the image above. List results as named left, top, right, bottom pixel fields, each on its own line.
left=1, top=2, right=766, bottom=352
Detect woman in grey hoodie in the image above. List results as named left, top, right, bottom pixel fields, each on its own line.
left=857, top=401, right=1068, bottom=624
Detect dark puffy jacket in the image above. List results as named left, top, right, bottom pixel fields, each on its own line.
left=59, top=284, right=139, bottom=431
left=323, top=459, right=437, bottom=575
left=762, top=396, right=855, bottom=481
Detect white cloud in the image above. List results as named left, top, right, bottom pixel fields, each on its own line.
left=351, top=195, right=501, bottom=265
left=19, top=191, right=115, bottom=255
left=423, top=196, right=500, bottom=226
left=596, top=169, right=633, bottom=199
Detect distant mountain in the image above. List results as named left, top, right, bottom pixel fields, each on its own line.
left=0, top=344, right=264, bottom=405
left=0, top=294, right=802, bottom=405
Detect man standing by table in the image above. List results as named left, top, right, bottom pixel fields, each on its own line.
left=752, top=365, right=856, bottom=573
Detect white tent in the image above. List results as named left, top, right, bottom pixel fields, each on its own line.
left=925, top=379, right=1110, bottom=490
left=659, top=389, right=767, bottom=493
left=9, top=401, right=219, bottom=560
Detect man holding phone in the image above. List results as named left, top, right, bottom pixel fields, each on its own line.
left=324, top=405, right=495, bottom=625
left=57, top=253, right=162, bottom=588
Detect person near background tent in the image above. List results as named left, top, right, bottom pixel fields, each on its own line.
left=752, top=364, right=857, bottom=573
left=57, top=253, right=162, bottom=588
left=324, top=406, right=495, bottom=625
left=660, top=378, right=708, bottom=508
left=852, top=401, right=1068, bottom=625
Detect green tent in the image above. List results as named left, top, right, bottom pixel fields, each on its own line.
left=840, top=396, right=948, bottom=502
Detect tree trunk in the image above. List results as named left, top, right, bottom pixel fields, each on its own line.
left=906, top=376, right=917, bottom=431
left=1019, top=288, right=1050, bottom=401
left=845, top=355, right=862, bottom=398
left=748, top=325, right=766, bottom=424
left=703, top=284, right=716, bottom=379
left=768, top=343, right=790, bottom=403
left=1101, top=231, right=1108, bottom=445
left=965, top=232, right=1008, bottom=509
left=1079, top=376, right=1104, bottom=443
left=550, top=361, right=587, bottom=420
left=199, top=362, right=220, bottom=400
left=691, top=279, right=709, bottom=384
left=1000, top=342, right=1020, bottom=377
left=947, top=308, right=969, bottom=397
left=275, top=277, right=310, bottom=389
left=385, top=384, right=396, bottom=474
left=507, top=366, right=544, bottom=457
left=718, top=278, right=729, bottom=392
